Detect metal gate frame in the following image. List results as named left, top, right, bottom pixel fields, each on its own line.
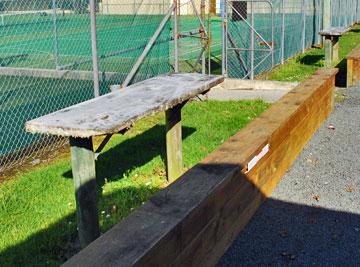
left=222, top=0, right=274, bottom=79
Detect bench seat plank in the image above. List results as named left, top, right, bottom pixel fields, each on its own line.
left=319, top=26, right=349, bottom=36
left=25, top=73, right=224, bottom=138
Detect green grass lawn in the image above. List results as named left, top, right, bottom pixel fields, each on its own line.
left=0, top=100, right=269, bottom=267
left=268, top=25, right=360, bottom=82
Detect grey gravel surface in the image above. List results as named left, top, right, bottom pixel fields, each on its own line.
left=217, top=85, right=360, bottom=267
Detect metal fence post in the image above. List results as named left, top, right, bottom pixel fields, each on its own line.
left=222, top=0, right=227, bottom=76
left=302, top=0, right=306, bottom=53
left=271, top=2, right=275, bottom=68
left=90, top=0, right=100, bottom=97
left=250, top=0, right=254, bottom=80
left=174, top=0, right=179, bottom=72
left=201, top=0, right=206, bottom=74
left=52, top=0, right=60, bottom=68
left=281, top=0, right=285, bottom=64
left=317, top=0, right=322, bottom=46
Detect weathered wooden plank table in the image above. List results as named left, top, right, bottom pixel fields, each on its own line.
left=25, top=73, right=224, bottom=248
left=319, top=27, right=349, bottom=66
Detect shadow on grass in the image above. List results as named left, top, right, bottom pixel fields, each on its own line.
left=2, top=162, right=360, bottom=266
left=1, top=124, right=197, bottom=266
left=62, top=125, right=196, bottom=185
left=0, top=186, right=159, bottom=267
left=335, top=58, right=347, bottom=88
left=350, top=28, right=360, bottom=33
left=298, top=54, right=324, bottom=66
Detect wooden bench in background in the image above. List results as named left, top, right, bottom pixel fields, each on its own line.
left=25, top=73, right=224, bottom=248
left=347, top=43, right=360, bottom=87
left=319, top=27, right=349, bottom=66
left=62, top=68, right=338, bottom=267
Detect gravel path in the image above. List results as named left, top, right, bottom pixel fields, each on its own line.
left=217, top=85, right=360, bottom=267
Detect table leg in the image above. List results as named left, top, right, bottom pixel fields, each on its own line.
left=347, top=58, right=354, bottom=87
left=324, top=36, right=333, bottom=67
left=70, top=137, right=100, bottom=248
left=332, top=36, right=339, bottom=63
left=165, top=104, right=183, bottom=182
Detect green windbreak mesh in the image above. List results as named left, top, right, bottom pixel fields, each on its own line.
left=225, top=0, right=360, bottom=79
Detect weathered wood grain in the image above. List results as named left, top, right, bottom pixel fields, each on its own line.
left=62, top=68, right=338, bottom=267
left=347, top=44, right=360, bottom=87
left=319, top=27, right=348, bottom=66
left=25, top=73, right=224, bottom=138
left=165, top=104, right=183, bottom=182
left=70, top=137, right=100, bottom=248
left=319, top=26, right=349, bottom=36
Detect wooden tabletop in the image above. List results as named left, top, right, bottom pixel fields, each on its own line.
left=319, top=26, right=349, bottom=36
left=26, top=73, right=224, bottom=138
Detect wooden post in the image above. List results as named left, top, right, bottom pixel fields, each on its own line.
left=70, top=137, right=100, bottom=248
left=324, top=36, right=333, bottom=67
left=332, top=36, right=339, bottom=62
left=322, top=0, right=331, bottom=46
left=347, top=58, right=354, bottom=87
left=165, top=104, right=183, bottom=182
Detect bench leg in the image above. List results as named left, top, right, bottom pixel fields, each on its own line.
left=347, top=59, right=354, bottom=87
left=165, top=104, right=183, bottom=182
left=324, top=36, right=333, bottom=67
left=70, top=137, right=100, bottom=248
left=332, top=36, right=339, bottom=63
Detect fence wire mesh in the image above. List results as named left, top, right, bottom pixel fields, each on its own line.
left=225, top=0, right=360, bottom=79
left=0, top=0, right=214, bottom=173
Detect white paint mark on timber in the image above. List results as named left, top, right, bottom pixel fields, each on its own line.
left=246, top=144, right=270, bottom=173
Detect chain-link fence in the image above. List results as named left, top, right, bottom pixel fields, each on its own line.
left=1, top=0, right=360, bottom=173
left=0, top=0, right=215, bottom=173
left=224, top=0, right=360, bottom=78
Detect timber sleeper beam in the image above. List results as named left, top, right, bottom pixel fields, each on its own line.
left=346, top=44, right=360, bottom=87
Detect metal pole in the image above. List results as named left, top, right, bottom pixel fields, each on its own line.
left=281, top=0, right=285, bottom=64
left=52, top=0, right=60, bottom=68
left=271, top=2, right=274, bottom=68
left=222, top=0, right=227, bottom=76
left=174, top=0, right=179, bottom=72
left=208, top=0, right=212, bottom=75
left=317, top=0, right=322, bottom=45
left=201, top=0, right=206, bottom=74
left=90, top=0, right=100, bottom=98
left=302, top=0, right=306, bottom=53
left=250, top=1, right=254, bottom=80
